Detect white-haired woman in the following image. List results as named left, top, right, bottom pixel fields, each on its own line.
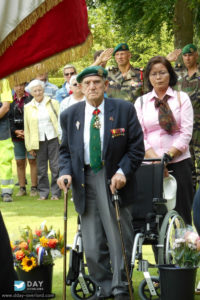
left=24, top=79, right=60, bottom=200
left=58, top=75, right=85, bottom=138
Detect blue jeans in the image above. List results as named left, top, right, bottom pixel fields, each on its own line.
left=13, top=140, right=35, bottom=160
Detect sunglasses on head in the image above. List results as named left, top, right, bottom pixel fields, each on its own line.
left=64, top=72, right=75, bottom=76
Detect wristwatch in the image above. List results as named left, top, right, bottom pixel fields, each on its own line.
left=167, top=152, right=174, bottom=161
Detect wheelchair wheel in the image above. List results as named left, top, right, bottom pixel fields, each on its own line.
left=138, top=276, right=160, bottom=300
left=158, top=210, right=185, bottom=264
left=71, top=275, right=97, bottom=300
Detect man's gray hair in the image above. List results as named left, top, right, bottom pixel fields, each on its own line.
left=63, top=64, right=77, bottom=73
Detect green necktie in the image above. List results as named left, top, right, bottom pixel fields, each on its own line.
left=89, top=108, right=102, bottom=173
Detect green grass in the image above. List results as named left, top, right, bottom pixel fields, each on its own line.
left=1, top=164, right=200, bottom=299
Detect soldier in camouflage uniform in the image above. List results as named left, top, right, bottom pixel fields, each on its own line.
left=93, top=43, right=143, bottom=103
left=175, top=44, right=200, bottom=191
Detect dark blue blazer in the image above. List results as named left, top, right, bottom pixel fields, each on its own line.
left=59, top=98, right=145, bottom=215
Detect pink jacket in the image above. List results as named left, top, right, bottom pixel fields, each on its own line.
left=134, top=87, right=193, bottom=163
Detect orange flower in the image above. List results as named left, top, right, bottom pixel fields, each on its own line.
left=19, top=242, right=28, bottom=250
left=15, top=250, right=25, bottom=260
left=48, top=239, right=58, bottom=249
left=35, top=229, right=42, bottom=237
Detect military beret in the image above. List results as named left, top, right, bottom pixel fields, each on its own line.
left=77, top=66, right=108, bottom=83
left=113, top=43, right=129, bottom=56
left=182, top=44, right=197, bottom=55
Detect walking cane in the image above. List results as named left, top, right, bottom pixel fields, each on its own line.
left=112, top=190, right=134, bottom=300
left=63, top=179, right=68, bottom=300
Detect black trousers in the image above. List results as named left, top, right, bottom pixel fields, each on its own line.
left=167, top=158, right=194, bottom=225
left=0, top=212, right=18, bottom=295
left=193, top=186, right=200, bottom=235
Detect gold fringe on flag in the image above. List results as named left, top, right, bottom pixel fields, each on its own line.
left=0, top=0, right=63, bottom=57
left=6, top=33, right=93, bottom=89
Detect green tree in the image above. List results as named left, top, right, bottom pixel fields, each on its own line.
left=88, top=0, right=200, bottom=49
left=87, top=3, right=174, bottom=68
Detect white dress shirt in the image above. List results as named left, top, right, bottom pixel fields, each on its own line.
left=83, top=99, right=124, bottom=175
left=84, top=100, right=104, bottom=165
left=58, top=95, right=85, bottom=139
left=34, top=98, right=57, bottom=141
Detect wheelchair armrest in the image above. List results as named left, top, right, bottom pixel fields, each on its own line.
left=153, top=198, right=167, bottom=204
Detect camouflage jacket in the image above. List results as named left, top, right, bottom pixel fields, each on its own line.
left=106, top=65, right=143, bottom=103
left=175, top=65, right=200, bottom=143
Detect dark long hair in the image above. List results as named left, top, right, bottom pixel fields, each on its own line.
left=145, top=56, right=178, bottom=91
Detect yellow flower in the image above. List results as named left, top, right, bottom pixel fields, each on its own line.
left=21, top=256, right=37, bottom=272
left=10, top=241, right=16, bottom=250
left=40, top=236, right=49, bottom=247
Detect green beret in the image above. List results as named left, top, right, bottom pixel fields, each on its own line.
left=77, top=66, right=108, bottom=83
left=182, top=44, right=197, bottom=55
left=113, top=43, right=129, bottom=56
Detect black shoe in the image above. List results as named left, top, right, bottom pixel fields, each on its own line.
left=114, top=293, right=130, bottom=300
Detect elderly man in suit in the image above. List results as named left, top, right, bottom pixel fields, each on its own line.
left=57, top=66, right=144, bottom=300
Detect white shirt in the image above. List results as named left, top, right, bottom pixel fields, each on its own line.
left=35, top=98, right=57, bottom=141
left=58, top=95, right=85, bottom=139
left=84, top=100, right=104, bottom=165
left=60, top=94, right=85, bottom=115
left=65, top=82, right=70, bottom=93
left=83, top=99, right=124, bottom=175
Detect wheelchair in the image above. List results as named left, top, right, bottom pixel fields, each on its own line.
left=130, top=157, right=185, bottom=299
left=66, top=216, right=97, bottom=300
left=66, top=156, right=186, bottom=300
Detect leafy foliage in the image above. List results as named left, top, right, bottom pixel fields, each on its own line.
left=88, top=0, right=200, bottom=48
left=173, top=229, right=200, bottom=268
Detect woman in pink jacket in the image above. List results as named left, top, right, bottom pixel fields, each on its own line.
left=135, top=56, right=194, bottom=225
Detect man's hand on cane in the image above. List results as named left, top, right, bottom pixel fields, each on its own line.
left=110, top=173, right=126, bottom=195
left=57, top=175, right=72, bottom=192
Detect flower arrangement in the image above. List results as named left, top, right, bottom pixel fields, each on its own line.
left=173, top=227, right=200, bottom=268
left=11, top=222, right=64, bottom=272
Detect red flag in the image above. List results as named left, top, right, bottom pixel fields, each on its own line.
left=0, top=0, right=92, bottom=87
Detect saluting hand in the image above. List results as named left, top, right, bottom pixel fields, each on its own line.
left=99, top=48, right=114, bottom=63
left=92, top=48, right=114, bottom=66
left=166, top=49, right=182, bottom=62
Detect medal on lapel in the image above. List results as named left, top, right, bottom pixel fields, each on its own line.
left=93, top=109, right=101, bottom=129
left=93, top=115, right=101, bottom=129
left=76, top=121, right=80, bottom=130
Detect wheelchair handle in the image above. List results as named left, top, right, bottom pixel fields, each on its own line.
left=143, top=154, right=171, bottom=166
left=143, top=158, right=161, bottom=162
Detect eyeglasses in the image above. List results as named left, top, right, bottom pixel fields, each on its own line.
left=72, top=83, right=78, bottom=87
left=64, top=72, right=75, bottom=76
left=150, top=71, right=169, bottom=77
